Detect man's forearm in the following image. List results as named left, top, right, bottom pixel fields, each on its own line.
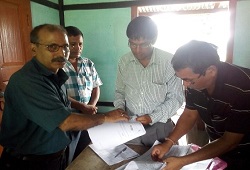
left=59, top=113, right=105, bottom=131
left=88, top=87, right=100, bottom=106
left=167, top=109, right=198, bottom=144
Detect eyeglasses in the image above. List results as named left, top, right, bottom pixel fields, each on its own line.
left=34, top=43, right=70, bottom=52
left=128, top=41, right=152, bottom=49
left=182, top=74, right=202, bottom=85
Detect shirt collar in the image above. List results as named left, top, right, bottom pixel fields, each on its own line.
left=65, top=56, right=84, bottom=66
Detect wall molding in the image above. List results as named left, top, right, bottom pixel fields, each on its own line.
left=31, top=0, right=227, bottom=10
left=97, top=101, right=114, bottom=107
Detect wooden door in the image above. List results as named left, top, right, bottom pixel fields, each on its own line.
left=0, top=0, right=32, bottom=156
left=0, top=0, right=32, bottom=84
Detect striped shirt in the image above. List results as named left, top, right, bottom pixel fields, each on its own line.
left=186, top=62, right=250, bottom=148
left=63, top=56, right=102, bottom=104
left=114, top=48, right=184, bottom=125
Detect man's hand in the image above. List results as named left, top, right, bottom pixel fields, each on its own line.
left=151, top=142, right=172, bottom=162
left=161, top=157, right=185, bottom=170
left=81, top=104, right=98, bottom=115
left=136, top=114, right=152, bottom=125
left=152, top=144, right=185, bottom=170
left=104, top=109, right=129, bottom=122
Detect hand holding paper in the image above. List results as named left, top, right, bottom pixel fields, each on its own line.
left=87, top=120, right=146, bottom=149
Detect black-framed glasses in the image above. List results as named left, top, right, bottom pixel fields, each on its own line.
left=182, top=74, right=202, bottom=84
left=34, top=42, right=70, bottom=52
left=128, top=41, right=152, bottom=49
left=182, top=69, right=207, bottom=85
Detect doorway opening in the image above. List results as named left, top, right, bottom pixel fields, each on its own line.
left=138, top=1, right=230, bottom=61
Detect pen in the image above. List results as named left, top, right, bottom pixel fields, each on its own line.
left=114, top=147, right=127, bottom=158
left=206, top=159, right=214, bottom=170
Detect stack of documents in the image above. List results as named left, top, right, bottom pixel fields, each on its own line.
left=87, top=120, right=146, bottom=165
left=89, top=144, right=140, bottom=165
left=87, top=120, right=146, bottom=149
left=116, top=141, right=213, bottom=170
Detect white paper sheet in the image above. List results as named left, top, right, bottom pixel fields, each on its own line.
left=89, top=144, right=140, bottom=166
left=116, top=141, right=212, bottom=170
left=87, top=120, right=146, bottom=149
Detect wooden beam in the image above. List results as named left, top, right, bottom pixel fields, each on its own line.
left=58, top=0, right=65, bottom=26
left=63, top=0, right=227, bottom=10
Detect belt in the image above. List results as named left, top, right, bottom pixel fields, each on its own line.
left=5, top=148, right=66, bottom=161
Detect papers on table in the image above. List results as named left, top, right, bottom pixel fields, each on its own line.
left=89, top=144, right=140, bottom=166
left=87, top=120, right=146, bottom=149
left=123, top=161, right=166, bottom=170
left=116, top=141, right=214, bottom=170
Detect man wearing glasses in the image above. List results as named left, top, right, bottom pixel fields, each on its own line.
left=114, top=16, right=184, bottom=146
left=151, top=40, right=250, bottom=169
left=0, top=24, right=129, bottom=170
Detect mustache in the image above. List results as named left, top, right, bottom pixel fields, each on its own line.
left=51, top=57, right=66, bottom=62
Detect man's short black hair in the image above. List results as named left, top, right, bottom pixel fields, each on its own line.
left=65, top=26, right=84, bottom=38
left=171, top=40, right=220, bottom=74
left=126, top=16, right=158, bottom=43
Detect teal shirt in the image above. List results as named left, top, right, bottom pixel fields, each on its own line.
left=0, top=58, right=71, bottom=155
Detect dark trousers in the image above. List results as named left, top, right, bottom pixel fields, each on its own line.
left=66, top=130, right=91, bottom=165
left=0, top=148, right=66, bottom=170
left=73, top=130, right=91, bottom=160
left=126, top=119, right=175, bottom=147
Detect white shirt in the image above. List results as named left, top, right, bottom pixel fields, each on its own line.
left=114, top=48, right=184, bottom=125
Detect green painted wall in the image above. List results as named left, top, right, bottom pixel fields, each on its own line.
left=30, top=2, right=60, bottom=28
left=64, top=8, right=130, bottom=101
left=30, top=0, right=250, bottom=103
left=233, top=0, right=250, bottom=68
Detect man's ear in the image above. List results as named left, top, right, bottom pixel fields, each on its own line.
left=206, top=65, right=217, bottom=76
left=31, top=43, right=36, bottom=53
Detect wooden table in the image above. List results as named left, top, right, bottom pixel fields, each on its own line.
left=66, top=144, right=149, bottom=170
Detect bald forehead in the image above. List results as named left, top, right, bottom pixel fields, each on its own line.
left=42, top=25, right=66, bottom=33
left=39, top=25, right=65, bottom=35
left=38, top=28, right=68, bottom=43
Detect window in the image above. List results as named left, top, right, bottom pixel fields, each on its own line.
left=138, top=1, right=230, bottom=61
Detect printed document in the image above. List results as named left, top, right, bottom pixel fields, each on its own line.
left=89, top=143, right=140, bottom=166
left=116, top=141, right=212, bottom=170
left=87, top=120, right=146, bottom=149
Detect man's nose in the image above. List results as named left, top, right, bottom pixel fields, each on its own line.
left=133, top=46, right=142, bottom=52
left=57, top=47, right=69, bottom=56
left=183, top=80, right=191, bottom=88
left=73, top=44, right=82, bottom=50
